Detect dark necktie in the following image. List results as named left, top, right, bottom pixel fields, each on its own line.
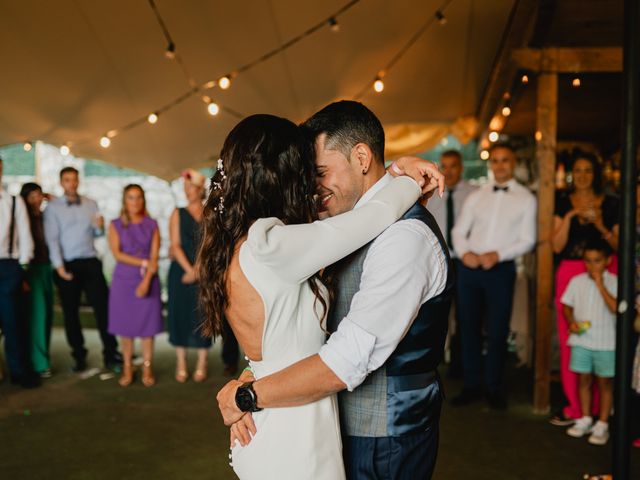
left=493, top=185, right=509, bottom=192
left=446, top=188, right=455, bottom=249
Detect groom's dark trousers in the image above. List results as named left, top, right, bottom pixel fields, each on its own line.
left=342, top=402, right=441, bottom=479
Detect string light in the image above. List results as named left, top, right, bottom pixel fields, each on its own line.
left=218, top=76, right=231, bottom=90
left=502, top=106, right=511, bottom=117
left=488, top=131, right=499, bottom=142
left=373, top=77, right=385, bottom=93
left=84, top=0, right=362, bottom=158
left=480, top=150, right=490, bottom=160
left=60, top=145, right=70, bottom=156
left=572, top=77, right=581, bottom=88
left=535, top=131, right=542, bottom=141
left=100, top=136, right=111, bottom=148
left=521, top=74, right=529, bottom=84
left=165, top=42, right=176, bottom=60
left=435, top=10, right=447, bottom=25
left=23, top=142, right=32, bottom=152
left=207, top=101, right=220, bottom=116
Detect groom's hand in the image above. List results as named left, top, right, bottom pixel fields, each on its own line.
left=217, top=379, right=245, bottom=426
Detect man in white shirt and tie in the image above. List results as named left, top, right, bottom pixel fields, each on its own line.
left=0, top=157, right=39, bottom=388
left=450, top=144, right=536, bottom=409
left=423, top=150, right=476, bottom=378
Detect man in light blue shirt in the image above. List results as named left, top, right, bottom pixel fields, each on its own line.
left=44, top=167, right=120, bottom=371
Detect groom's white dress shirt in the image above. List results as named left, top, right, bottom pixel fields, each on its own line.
left=319, top=173, right=448, bottom=391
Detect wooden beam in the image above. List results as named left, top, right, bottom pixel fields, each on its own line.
left=477, top=0, right=540, bottom=131
left=512, top=47, right=623, bottom=73
left=533, top=72, right=557, bottom=415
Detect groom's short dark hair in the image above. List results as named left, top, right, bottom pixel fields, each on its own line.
left=302, top=100, right=385, bottom=165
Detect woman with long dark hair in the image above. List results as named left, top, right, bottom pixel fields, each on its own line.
left=108, top=184, right=162, bottom=387
left=550, top=151, right=619, bottom=425
left=197, top=114, right=440, bottom=479
left=20, top=182, right=54, bottom=378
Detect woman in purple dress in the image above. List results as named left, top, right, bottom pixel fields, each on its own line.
left=108, top=184, right=162, bottom=387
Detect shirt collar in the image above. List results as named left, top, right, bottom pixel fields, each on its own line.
left=354, top=173, right=392, bottom=210
left=492, top=178, right=517, bottom=189
left=65, top=195, right=82, bottom=206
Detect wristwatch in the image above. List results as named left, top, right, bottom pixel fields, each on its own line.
left=235, top=381, right=263, bottom=413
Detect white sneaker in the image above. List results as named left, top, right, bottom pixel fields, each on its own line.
left=588, top=421, right=610, bottom=445
left=567, top=417, right=593, bottom=438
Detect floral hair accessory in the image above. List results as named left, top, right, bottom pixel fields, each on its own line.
left=213, top=158, right=227, bottom=213
left=181, top=168, right=206, bottom=188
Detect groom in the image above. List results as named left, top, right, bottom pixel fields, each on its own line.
left=217, top=100, right=453, bottom=479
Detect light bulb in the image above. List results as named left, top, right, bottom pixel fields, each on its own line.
left=480, top=150, right=490, bottom=160
left=435, top=10, right=447, bottom=25
left=148, top=113, right=158, bottom=124
left=502, top=106, right=511, bottom=117
left=207, top=102, right=220, bottom=116
left=100, top=136, right=111, bottom=148
left=535, top=131, right=542, bottom=141
left=165, top=42, right=176, bottom=60
left=373, top=78, right=384, bottom=93
left=329, top=17, right=340, bottom=32
left=218, top=76, right=231, bottom=90
left=23, top=142, right=32, bottom=152
left=572, top=77, right=581, bottom=88
left=521, top=74, right=529, bottom=84
left=60, top=145, right=70, bottom=156
left=488, top=131, right=499, bottom=142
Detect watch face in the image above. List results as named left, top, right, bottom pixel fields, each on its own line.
left=236, top=387, right=254, bottom=412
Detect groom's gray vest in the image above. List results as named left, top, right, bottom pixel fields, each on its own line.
left=328, top=202, right=453, bottom=437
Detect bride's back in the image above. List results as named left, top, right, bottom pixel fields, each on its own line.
left=224, top=238, right=264, bottom=361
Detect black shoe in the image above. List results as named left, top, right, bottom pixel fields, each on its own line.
left=72, top=359, right=87, bottom=373
left=104, top=352, right=123, bottom=371
left=11, top=374, right=42, bottom=389
left=450, top=387, right=483, bottom=407
left=487, top=391, right=508, bottom=411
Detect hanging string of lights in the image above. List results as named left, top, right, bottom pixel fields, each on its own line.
left=354, top=0, right=454, bottom=100
left=42, top=0, right=361, bottom=156
left=479, top=69, right=583, bottom=159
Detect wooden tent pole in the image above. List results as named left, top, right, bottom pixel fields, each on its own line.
left=533, top=63, right=557, bottom=414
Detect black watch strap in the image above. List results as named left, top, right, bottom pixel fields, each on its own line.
left=235, top=381, right=263, bottom=413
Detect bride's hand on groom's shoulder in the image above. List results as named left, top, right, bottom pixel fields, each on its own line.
left=391, top=156, right=445, bottom=197
left=230, top=413, right=257, bottom=448
left=217, top=379, right=245, bottom=426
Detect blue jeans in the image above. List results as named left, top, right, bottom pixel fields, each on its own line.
left=455, top=259, right=516, bottom=394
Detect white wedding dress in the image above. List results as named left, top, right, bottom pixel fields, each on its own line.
left=230, top=176, right=420, bottom=480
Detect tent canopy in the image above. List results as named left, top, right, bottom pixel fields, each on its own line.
left=1, top=0, right=514, bottom=179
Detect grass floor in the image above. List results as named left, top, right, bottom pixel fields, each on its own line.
left=1, top=325, right=639, bottom=479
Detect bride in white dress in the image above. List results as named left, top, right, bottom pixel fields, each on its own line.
left=196, top=114, right=441, bottom=479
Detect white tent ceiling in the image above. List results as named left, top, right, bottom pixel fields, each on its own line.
left=0, top=0, right=515, bottom=179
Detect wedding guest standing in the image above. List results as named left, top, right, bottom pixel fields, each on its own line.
left=424, top=149, right=476, bottom=377
left=550, top=151, right=619, bottom=426
left=20, top=182, right=54, bottom=378
left=168, top=169, right=211, bottom=382
left=108, top=185, right=162, bottom=387
left=451, top=144, right=536, bottom=409
left=0, top=157, right=38, bottom=388
left=44, top=167, right=120, bottom=372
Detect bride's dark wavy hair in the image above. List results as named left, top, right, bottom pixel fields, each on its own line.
left=197, top=114, right=328, bottom=338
